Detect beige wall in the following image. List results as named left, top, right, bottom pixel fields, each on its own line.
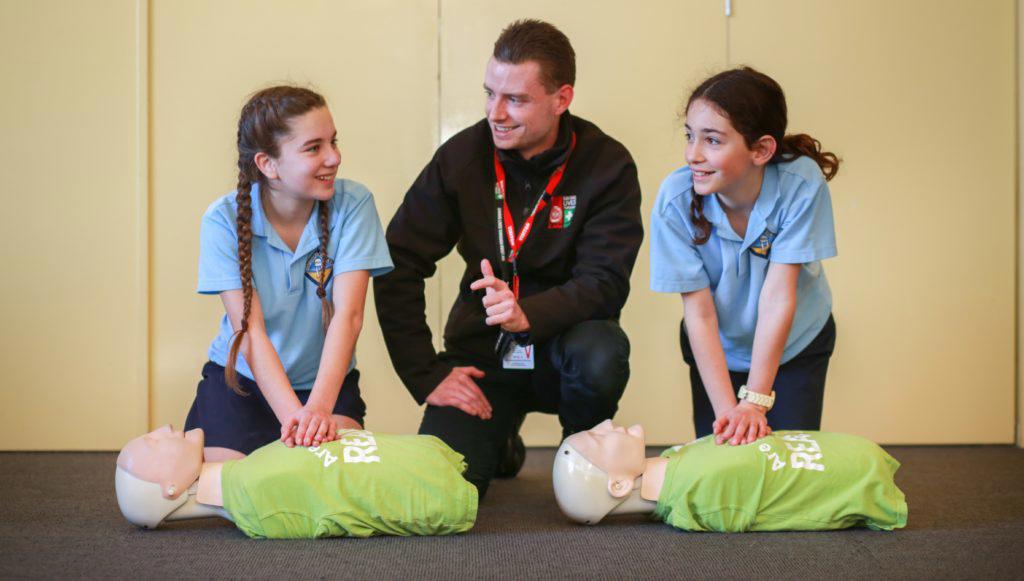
left=0, top=0, right=148, bottom=449
left=1, top=0, right=1017, bottom=449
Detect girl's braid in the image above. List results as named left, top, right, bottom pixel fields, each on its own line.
left=225, top=173, right=254, bottom=395
left=316, top=199, right=334, bottom=331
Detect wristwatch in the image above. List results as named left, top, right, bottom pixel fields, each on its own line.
left=737, top=385, right=775, bottom=410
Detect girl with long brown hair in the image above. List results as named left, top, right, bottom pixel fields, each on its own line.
left=184, top=86, right=392, bottom=461
left=651, top=67, right=840, bottom=447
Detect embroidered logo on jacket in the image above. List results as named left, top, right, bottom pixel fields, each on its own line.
left=749, top=228, right=777, bottom=258
left=548, top=195, right=576, bottom=229
left=563, top=195, right=576, bottom=227
left=304, top=252, right=334, bottom=285
left=549, top=203, right=564, bottom=228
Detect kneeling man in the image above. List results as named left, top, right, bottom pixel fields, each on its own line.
left=374, top=18, right=643, bottom=498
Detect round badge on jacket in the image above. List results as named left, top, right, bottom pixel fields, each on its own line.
left=549, top=206, right=563, bottom=224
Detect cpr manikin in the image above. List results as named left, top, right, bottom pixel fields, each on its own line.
left=553, top=420, right=908, bottom=532
left=115, top=425, right=477, bottom=538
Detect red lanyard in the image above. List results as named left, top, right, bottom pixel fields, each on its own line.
left=493, top=133, right=576, bottom=297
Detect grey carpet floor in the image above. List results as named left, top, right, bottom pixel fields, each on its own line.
left=2, top=445, right=1023, bottom=580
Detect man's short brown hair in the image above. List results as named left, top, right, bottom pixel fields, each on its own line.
left=492, top=19, right=576, bottom=92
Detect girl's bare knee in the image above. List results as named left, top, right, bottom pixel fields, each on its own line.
left=333, top=415, right=362, bottom=430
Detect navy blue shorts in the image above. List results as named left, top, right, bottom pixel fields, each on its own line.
left=184, top=360, right=367, bottom=454
left=681, top=314, right=836, bottom=438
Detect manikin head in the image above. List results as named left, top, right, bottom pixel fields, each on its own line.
left=114, top=425, right=205, bottom=528
left=552, top=420, right=647, bottom=524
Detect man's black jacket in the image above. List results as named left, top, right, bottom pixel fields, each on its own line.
left=374, top=113, right=643, bottom=404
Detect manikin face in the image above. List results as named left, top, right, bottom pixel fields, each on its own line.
left=484, top=58, right=573, bottom=160
left=116, top=425, right=205, bottom=499
left=684, top=98, right=769, bottom=201
left=565, top=420, right=647, bottom=497
left=258, top=106, right=341, bottom=203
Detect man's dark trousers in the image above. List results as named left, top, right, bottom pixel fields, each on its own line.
left=419, top=319, right=630, bottom=497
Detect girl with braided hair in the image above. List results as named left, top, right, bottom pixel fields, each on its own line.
left=185, top=86, right=393, bottom=461
left=650, top=67, right=840, bottom=448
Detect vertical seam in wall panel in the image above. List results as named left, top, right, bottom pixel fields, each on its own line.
left=725, top=0, right=731, bottom=66
left=437, top=0, right=443, bottom=151
left=435, top=0, right=444, bottom=351
left=138, top=0, right=152, bottom=432
left=1011, top=0, right=1019, bottom=448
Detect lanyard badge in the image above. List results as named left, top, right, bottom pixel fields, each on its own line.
left=491, top=133, right=576, bottom=360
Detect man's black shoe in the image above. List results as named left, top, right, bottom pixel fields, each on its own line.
left=494, top=415, right=526, bottom=479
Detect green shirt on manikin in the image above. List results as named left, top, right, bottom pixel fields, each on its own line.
left=654, top=431, right=907, bottom=532
left=221, top=430, right=478, bottom=539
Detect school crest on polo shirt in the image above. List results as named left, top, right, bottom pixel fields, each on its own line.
left=305, top=252, right=334, bottom=285
left=749, top=228, right=777, bottom=258
left=548, top=195, right=576, bottom=229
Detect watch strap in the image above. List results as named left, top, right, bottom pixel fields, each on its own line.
left=737, top=385, right=775, bottom=410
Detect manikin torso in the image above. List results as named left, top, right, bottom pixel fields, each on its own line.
left=196, top=463, right=224, bottom=507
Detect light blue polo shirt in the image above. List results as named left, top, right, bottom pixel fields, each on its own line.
left=650, top=156, right=836, bottom=371
left=198, top=179, right=393, bottom=390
